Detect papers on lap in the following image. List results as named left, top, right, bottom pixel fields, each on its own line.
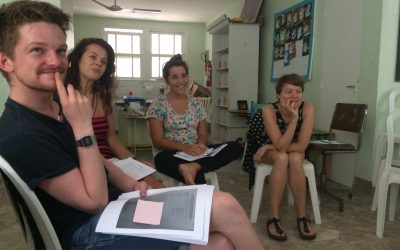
left=310, top=140, right=347, bottom=145
left=96, top=185, right=214, bottom=245
left=174, top=143, right=228, bottom=161
left=111, top=157, right=156, bottom=180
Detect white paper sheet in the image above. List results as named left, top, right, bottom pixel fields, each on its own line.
left=111, top=158, right=156, bottom=180
left=95, top=185, right=214, bottom=245
left=310, top=140, right=347, bottom=145
left=174, top=144, right=228, bottom=161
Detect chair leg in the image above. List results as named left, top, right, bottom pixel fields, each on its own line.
left=305, top=166, right=321, bottom=224
left=388, top=183, right=399, bottom=222
left=376, top=172, right=389, bottom=238
left=372, top=159, right=385, bottom=211
left=321, top=154, right=344, bottom=212
left=250, top=167, right=268, bottom=223
left=205, top=172, right=219, bottom=190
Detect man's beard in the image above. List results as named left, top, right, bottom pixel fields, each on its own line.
left=28, top=67, right=66, bottom=92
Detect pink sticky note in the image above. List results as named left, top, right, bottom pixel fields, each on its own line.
left=133, top=199, right=164, bottom=225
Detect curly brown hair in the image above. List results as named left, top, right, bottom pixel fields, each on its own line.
left=65, top=38, right=116, bottom=114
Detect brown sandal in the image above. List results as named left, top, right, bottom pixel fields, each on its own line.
left=297, top=217, right=316, bottom=240
left=266, top=218, right=287, bottom=241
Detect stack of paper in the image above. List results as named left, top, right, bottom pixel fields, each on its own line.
left=111, top=158, right=156, bottom=180
left=96, top=185, right=214, bottom=245
left=310, top=140, right=346, bottom=145
left=174, top=144, right=228, bottom=161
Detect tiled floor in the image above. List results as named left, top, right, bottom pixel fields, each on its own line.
left=1, top=150, right=400, bottom=249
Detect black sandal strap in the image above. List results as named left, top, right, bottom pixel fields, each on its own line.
left=297, top=217, right=311, bottom=233
left=267, top=218, right=284, bottom=235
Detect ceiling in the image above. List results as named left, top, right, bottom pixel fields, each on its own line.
left=72, top=0, right=237, bottom=23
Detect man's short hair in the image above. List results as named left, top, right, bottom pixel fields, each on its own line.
left=0, top=0, right=71, bottom=59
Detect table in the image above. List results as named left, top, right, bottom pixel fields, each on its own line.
left=122, top=112, right=152, bottom=155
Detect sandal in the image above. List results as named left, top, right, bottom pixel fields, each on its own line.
left=266, top=218, right=287, bottom=241
left=297, top=217, right=316, bottom=240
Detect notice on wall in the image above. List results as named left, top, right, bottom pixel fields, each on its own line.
left=271, top=0, right=314, bottom=81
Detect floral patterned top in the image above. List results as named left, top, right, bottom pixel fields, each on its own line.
left=146, top=94, right=207, bottom=153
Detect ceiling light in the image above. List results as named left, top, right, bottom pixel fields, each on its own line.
left=133, top=8, right=161, bottom=14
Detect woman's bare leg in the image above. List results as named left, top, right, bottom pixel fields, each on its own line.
left=287, top=152, right=306, bottom=216
left=265, top=151, right=289, bottom=219
left=190, top=232, right=234, bottom=250
left=178, top=162, right=201, bottom=185
left=288, top=152, right=315, bottom=236
left=192, top=191, right=264, bottom=250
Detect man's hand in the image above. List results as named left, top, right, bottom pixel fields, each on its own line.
left=55, top=72, right=93, bottom=135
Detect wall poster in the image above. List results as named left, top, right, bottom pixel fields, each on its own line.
left=270, top=0, right=315, bottom=81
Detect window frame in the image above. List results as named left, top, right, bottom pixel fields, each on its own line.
left=150, top=31, right=184, bottom=78
left=102, top=26, right=186, bottom=81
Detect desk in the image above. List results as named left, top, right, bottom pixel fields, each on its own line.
left=119, top=111, right=152, bottom=155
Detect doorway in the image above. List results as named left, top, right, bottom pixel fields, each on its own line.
left=318, top=0, right=363, bottom=187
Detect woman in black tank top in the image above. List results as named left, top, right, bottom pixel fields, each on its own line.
left=253, top=74, right=316, bottom=241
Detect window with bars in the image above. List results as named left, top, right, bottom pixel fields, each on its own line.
left=105, top=28, right=143, bottom=79
left=151, top=32, right=183, bottom=78
left=105, top=28, right=183, bottom=80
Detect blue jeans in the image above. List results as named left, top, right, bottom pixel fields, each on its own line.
left=70, top=210, right=190, bottom=250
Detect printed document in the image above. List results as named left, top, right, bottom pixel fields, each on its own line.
left=310, top=140, right=346, bottom=145
left=174, top=144, right=228, bottom=161
left=96, top=185, right=214, bottom=245
left=111, top=157, right=156, bottom=180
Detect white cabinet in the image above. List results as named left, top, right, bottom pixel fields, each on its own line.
left=208, top=20, right=260, bottom=142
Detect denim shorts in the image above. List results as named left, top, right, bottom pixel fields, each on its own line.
left=70, top=210, right=190, bottom=250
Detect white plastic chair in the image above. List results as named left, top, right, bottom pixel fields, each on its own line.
left=376, top=110, right=400, bottom=238
left=371, top=87, right=400, bottom=211
left=250, top=160, right=321, bottom=225
left=0, top=155, right=62, bottom=249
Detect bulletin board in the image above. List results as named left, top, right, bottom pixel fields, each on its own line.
left=270, top=0, right=315, bottom=81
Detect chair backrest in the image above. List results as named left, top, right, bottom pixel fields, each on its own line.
left=196, top=97, right=212, bottom=112
left=0, top=155, right=62, bottom=250
left=385, top=110, right=400, bottom=171
left=329, top=103, right=368, bottom=133
left=196, top=97, right=212, bottom=122
left=328, top=103, right=367, bottom=151
left=250, top=101, right=265, bottom=119
left=389, top=87, right=400, bottom=114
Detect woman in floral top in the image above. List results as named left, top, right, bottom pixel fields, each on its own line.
left=147, top=54, right=242, bottom=185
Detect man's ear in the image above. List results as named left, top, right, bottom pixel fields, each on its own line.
left=0, top=52, right=14, bottom=73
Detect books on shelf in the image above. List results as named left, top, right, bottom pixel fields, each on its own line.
left=173, top=144, right=227, bottom=161
left=96, top=185, right=214, bottom=245
left=111, top=157, right=156, bottom=180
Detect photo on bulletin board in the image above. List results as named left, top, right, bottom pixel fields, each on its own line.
left=270, top=0, right=315, bottom=82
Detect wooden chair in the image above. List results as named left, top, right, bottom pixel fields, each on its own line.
left=308, top=103, right=368, bottom=212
